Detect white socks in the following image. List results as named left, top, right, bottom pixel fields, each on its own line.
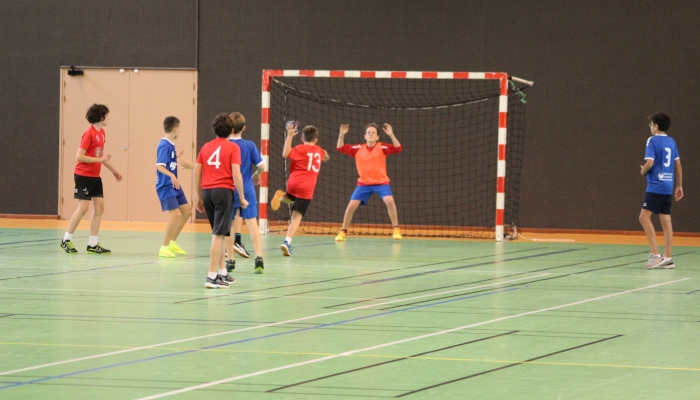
left=88, top=236, right=98, bottom=247
left=207, top=271, right=217, bottom=279
left=63, top=232, right=73, bottom=242
left=218, top=268, right=228, bottom=276
left=285, top=237, right=293, bottom=243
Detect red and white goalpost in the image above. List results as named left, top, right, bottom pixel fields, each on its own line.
left=258, top=70, right=533, bottom=242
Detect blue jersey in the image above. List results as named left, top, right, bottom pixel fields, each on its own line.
left=229, top=137, right=263, bottom=204
left=644, top=134, right=679, bottom=195
left=155, top=138, right=185, bottom=201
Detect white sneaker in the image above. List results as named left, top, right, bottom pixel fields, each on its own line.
left=656, top=257, right=676, bottom=269
left=644, top=253, right=664, bottom=269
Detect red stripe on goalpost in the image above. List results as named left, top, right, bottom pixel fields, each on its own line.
left=454, top=72, right=470, bottom=79
left=260, top=171, right=268, bottom=187
left=300, top=70, right=315, bottom=77
left=422, top=72, right=438, bottom=79
left=499, top=112, right=507, bottom=128
left=497, top=177, right=505, bottom=193
left=261, top=139, right=269, bottom=156
left=259, top=204, right=268, bottom=219
left=496, top=209, right=504, bottom=226
left=361, top=71, right=376, bottom=78
left=261, top=108, right=270, bottom=124
left=330, top=70, right=345, bottom=77
left=498, top=144, right=506, bottom=161
left=391, top=71, right=407, bottom=78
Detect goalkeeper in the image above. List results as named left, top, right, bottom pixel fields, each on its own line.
left=335, top=122, right=403, bottom=241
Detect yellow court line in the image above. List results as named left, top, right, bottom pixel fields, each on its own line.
left=2, top=342, right=699, bottom=372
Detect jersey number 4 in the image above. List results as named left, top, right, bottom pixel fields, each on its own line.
left=207, top=147, right=222, bottom=169
left=306, top=153, right=321, bottom=172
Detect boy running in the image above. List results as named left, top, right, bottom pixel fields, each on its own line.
left=61, top=104, right=123, bottom=254
left=225, top=112, right=266, bottom=274
left=639, top=112, right=683, bottom=269
left=271, top=122, right=329, bottom=256
left=155, top=116, right=192, bottom=258
left=194, top=113, right=247, bottom=288
left=335, top=123, right=402, bottom=241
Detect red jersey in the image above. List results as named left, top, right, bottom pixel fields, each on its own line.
left=196, top=138, right=241, bottom=190
left=287, top=144, right=325, bottom=199
left=337, top=142, right=402, bottom=185
left=74, top=125, right=106, bottom=177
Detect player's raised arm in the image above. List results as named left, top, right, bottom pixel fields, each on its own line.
left=282, top=122, right=298, bottom=159
left=337, top=124, right=349, bottom=148
left=383, top=123, right=401, bottom=148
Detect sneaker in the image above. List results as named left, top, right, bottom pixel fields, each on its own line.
left=254, top=256, right=264, bottom=274
left=393, top=228, right=402, bottom=240
left=271, top=190, right=284, bottom=211
left=159, top=246, right=175, bottom=258
left=234, top=242, right=251, bottom=258
left=205, top=275, right=230, bottom=288
left=644, top=253, right=664, bottom=269
left=168, top=241, right=186, bottom=255
left=335, top=231, right=347, bottom=242
left=226, top=259, right=236, bottom=272
left=87, top=244, right=111, bottom=254
left=651, top=257, right=676, bottom=269
left=61, top=240, right=78, bottom=253
left=219, top=274, right=236, bottom=284
left=280, top=241, right=293, bottom=256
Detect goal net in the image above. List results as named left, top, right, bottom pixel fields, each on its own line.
left=259, top=70, right=530, bottom=241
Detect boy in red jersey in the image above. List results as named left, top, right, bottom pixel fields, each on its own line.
left=60, top=104, right=123, bottom=254
left=271, top=122, right=329, bottom=256
left=335, top=122, right=402, bottom=241
left=194, top=113, right=248, bottom=288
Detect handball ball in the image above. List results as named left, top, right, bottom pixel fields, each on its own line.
left=285, top=120, right=299, bottom=130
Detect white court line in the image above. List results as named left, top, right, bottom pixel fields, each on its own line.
left=137, top=277, right=691, bottom=400
left=0, top=274, right=547, bottom=377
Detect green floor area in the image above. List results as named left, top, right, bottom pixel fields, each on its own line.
left=0, top=228, right=698, bottom=399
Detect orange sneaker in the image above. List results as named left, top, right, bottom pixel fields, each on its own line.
left=271, top=190, right=284, bottom=211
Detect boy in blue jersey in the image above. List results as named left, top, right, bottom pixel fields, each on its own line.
left=639, top=112, right=683, bottom=269
left=225, top=112, right=266, bottom=274
left=155, top=116, right=193, bottom=258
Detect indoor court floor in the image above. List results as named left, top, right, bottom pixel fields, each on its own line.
left=0, top=220, right=698, bottom=399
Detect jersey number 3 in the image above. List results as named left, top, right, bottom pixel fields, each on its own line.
left=207, top=146, right=222, bottom=169
left=663, top=147, right=671, bottom=167
left=306, top=152, right=321, bottom=172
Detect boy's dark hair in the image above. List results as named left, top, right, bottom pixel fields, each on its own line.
left=163, top=116, right=180, bottom=133
left=302, top=125, right=319, bottom=142
left=649, top=112, right=671, bottom=132
left=230, top=112, right=246, bottom=134
left=365, top=122, right=381, bottom=135
left=86, top=104, right=109, bottom=124
left=212, top=113, right=234, bottom=138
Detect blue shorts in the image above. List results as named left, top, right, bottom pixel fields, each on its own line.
left=350, top=184, right=393, bottom=206
left=160, top=191, right=188, bottom=212
left=642, top=192, right=672, bottom=215
left=233, top=191, right=258, bottom=219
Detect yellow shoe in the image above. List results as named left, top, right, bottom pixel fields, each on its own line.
left=159, top=246, right=175, bottom=258
left=169, top=240, right=186, bottom=255
left=271, top=190, right=284, bottom=211
left=393, top=228, right=402, bottom=240
left=335, top=230, right=346, bottom=242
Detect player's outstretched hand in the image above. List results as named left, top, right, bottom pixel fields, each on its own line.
left=339, top=124, right=349, bottom=136
left=240, top=198, right=249, bottom=209
left=253, top=174, right=261, bottom=186
left=287, top=123, right=299, bottom=136
left=113, top=171, right=123, bottom=182
left=383, top=123, right=394, bottom=136
left=675, top=187, right=684, bottom=201
left=171, top=176, right=181, bottom=190
left=196, top=198, right=205, bottom=213
left=178, top=156, right=194, bottom=170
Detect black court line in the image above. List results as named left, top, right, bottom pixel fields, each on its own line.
left=268, top=330, right=519, bottom=394
left=0, top=260, right=159, bottom=281
left=222, top=248, right=579, bottom=307
left=379, top=259, right=645, bottom=311
left=327, top=250, right=646, bottom=309
left=173, top=247, right=549, bottom=304
left=396, top=334, right=623, bottom=397
left=687, top=289, right=700, bottom=295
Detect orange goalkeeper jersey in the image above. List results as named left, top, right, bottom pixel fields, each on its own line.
left=337, top=142, right=402, bottom=185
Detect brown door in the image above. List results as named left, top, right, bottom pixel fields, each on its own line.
left=59, top=68, right=197, bottom=222
left=60, top=68, right=130, bottom=221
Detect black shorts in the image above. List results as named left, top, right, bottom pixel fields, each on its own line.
left=287, top=193, right=312, bottom=217
left=203, top=188, right=234, bottom=235
left=642, top=192, right=672, bottom=215
left=74, top=174, right=103, bottom=200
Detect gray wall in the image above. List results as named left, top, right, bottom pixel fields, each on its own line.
left=1, top=0, right=697, bottom=232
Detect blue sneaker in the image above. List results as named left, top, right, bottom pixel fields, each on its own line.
left=280, top=241, right=293, bottom=257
